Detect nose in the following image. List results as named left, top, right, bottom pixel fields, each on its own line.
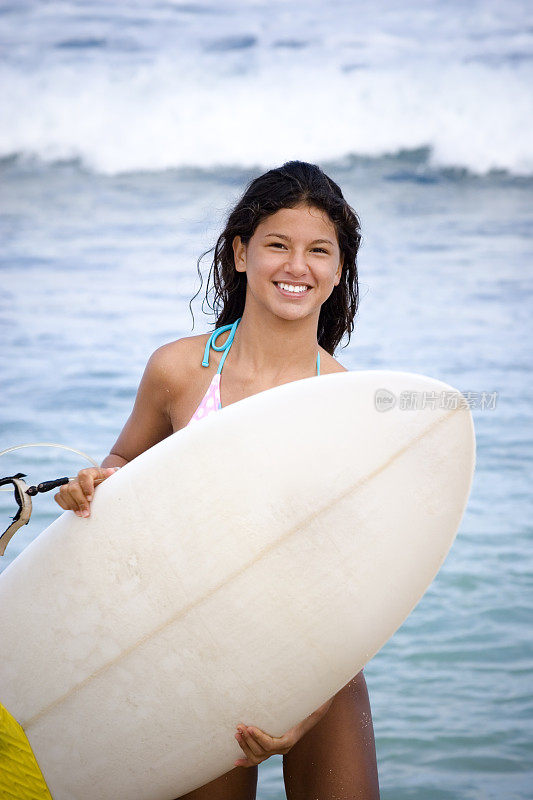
left=284, top=248, right=309, bottom=276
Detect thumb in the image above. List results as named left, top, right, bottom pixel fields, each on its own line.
left=94, top=467, right=120, bottom=484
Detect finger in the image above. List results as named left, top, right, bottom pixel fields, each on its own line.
left=94, top=467, right=118, bottom=485
left=249, top=726, right=291, bottom=756
left=57, top=483, right=80, bottom=513
left=235, top=730, right=261, bottom=762
left=234, top=757, right=255, bottom=768
left=247, top=727, right=277, bottom=752
left=78, top=467, right=116, bottom=501
left=236, top=726, right=264, bottom=758
left=77, top=469, right=96, bottom=501
left=70, top=483, right=91, bottom=516
left=60, top=482, right=90, bottom=516
left=54, top=492, right=68, bottom=510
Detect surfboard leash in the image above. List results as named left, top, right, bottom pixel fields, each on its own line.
left=0, top=443, right=98, bottom=556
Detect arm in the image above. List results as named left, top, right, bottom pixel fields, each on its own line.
left=104, top=344, right=176, bottom=465
left=55, top=343, right=178, bottom=515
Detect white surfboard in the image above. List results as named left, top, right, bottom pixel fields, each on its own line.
left=0, top=370, right=475, bottom=800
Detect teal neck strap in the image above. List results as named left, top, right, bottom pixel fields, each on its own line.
left=201, top=317, right=242, bottom=372
left=201, top=316, right=320, bottom=376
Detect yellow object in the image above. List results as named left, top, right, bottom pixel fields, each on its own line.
left=0, top=703, right=52, bottom=799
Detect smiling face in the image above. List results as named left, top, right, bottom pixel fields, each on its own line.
left=232, top=204, right=344, bottom=322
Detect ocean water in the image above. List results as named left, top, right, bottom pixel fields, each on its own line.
left=1, top=2, right=532, bottom=799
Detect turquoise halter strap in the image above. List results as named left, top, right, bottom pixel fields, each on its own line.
left=201, top=316, right=320, bottom=377
left=201, top=317, right=242, bottom=373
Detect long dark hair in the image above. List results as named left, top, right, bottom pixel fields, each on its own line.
left=190, top=160, right=361, bottom=354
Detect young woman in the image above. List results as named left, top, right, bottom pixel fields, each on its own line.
left=54, top=160, right=381, bottom=800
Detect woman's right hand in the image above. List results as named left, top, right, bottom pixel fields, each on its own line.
left=54, top=467, right=119, bottom=518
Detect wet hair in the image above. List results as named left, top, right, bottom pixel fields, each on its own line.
left=191, top=160, right=361, bottom=354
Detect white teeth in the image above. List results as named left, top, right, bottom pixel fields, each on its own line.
left=277, top=282, right=309, bottom=293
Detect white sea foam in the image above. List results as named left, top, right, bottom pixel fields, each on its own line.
left=2, top=55, right=532, bottom=176
left=1, top=0, right=532, bottom=176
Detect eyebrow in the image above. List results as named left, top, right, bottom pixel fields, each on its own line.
left=264, top=233, right=335, bottom=246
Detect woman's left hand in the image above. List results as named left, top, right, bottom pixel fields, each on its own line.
left=233, top=721, right=299, bottom=767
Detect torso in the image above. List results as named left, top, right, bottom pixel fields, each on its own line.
left=165, top=320, right=348, bottom=433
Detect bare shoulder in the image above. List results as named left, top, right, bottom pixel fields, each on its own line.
left=133, top=331, right=217, bottom=433
left=107, top=332, right=214, bottom=460
left=319, top=347, right=349, bottom=375
left=151, top=330, right=218, bottom=400
left=142, top=338, right=209, bottom=430
left=149, top=332, right=212, bottom=383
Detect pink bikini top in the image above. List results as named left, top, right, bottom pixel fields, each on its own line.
left=187, top=317, right=320, bottom=426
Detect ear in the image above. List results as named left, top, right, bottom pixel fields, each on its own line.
left=334, top=254, right=344, bottom=286
left=233, top=236, right=247, bottom=272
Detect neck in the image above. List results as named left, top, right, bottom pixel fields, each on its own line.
left=231, top=304, right=320, bottom=379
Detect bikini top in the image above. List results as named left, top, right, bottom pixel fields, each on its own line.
left=187, top=316, right=321, bottom=426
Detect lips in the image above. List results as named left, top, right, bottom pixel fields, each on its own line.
left=274, top=281, right=312, bottom=298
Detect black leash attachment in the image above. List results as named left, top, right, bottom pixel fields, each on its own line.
left=0, top=473, right=70, bottom=556
left=26, top=477, right=71, bottom=496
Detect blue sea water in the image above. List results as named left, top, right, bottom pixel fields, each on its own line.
left=1, top=2, right=532, bottom=799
